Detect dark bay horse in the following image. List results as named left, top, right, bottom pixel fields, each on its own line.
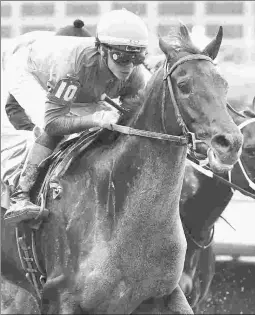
left=1, top=23, right=243, bottom=314
left=2, top=104, right=253, bottom=315
left=179, top=97, right=255, bottom=312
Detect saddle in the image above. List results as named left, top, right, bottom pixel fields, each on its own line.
left=37, top=128, right=103, bottom=205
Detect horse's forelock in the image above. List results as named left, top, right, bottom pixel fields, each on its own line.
left=163, top=31, right=202, bottom=56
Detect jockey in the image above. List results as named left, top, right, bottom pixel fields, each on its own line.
left=5, top=19, right=91, bottom=132
left=3, top=9, right=151, bottom=225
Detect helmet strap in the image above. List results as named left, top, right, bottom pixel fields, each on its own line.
left=95, top=35, right=101, bottom=49
left=98, top=45, right=109, bottom=66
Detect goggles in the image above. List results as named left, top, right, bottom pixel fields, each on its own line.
left=104, top=45, right=146, bottom=66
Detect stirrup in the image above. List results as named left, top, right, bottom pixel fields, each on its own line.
left=4, top=201, right=49, bottom=225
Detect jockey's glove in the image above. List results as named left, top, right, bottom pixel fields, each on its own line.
left=92, top=110, right=120, bottom=130
left=33, top=125, right=43, bottom=139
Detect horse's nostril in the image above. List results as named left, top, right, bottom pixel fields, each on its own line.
left=212, top=134, right=231, bottom=149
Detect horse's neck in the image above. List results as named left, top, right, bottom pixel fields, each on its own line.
left=111, top=72, right=187, bottom=221
left=132, top=68, right=180, bottom=136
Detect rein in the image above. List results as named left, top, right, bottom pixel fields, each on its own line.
left=108, top=123, right=188, bottom=145
left=188, top=159, right=255, bottom=199
left=227, top=102, right=246, bottom=118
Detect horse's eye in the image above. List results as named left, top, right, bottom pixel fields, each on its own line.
left=244, top=147, right=255, bottom=157
left=178, top=81, right=190, bottom=94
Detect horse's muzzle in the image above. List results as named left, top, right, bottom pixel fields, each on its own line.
left=209, top=132, right=243, bottom=173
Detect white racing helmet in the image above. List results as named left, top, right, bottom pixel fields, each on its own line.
left=96, top=9, right=148, bottom=49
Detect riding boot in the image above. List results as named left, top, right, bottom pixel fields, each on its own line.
left=4, top=143, right=52, bottom=225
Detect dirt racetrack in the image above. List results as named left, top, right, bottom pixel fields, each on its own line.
left=199, top=261, right=255, bottom=314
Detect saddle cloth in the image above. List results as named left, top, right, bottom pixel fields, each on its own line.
left=1, top=128, right=103, bottom=210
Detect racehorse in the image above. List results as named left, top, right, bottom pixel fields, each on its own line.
left=179, top=97, right=255, bottom=312
left=1, top=23, right=243, bottom=314
left=2, top=100, right=253, bottom=315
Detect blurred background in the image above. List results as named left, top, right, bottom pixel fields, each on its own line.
left=1, top=1, right=255, bottom=313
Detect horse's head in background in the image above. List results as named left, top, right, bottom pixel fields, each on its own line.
left=178, top=97, right=255, bottom=311
left=157, top=23, right=243, bottom=173
left=230, top=97, right=255, bottom=189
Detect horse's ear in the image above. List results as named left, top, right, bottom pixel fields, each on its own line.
left=158, top=36, right=168, bottom=55
left=243, top=97, right=255, bottom=118
left=202, top=26, right=223, bottom=60
left=158, top=36, right=177, bottom=59
left=179, top=22, right=192, bottom=43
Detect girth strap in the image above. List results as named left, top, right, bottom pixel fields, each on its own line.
left=16, top=226, right=46, bottom=299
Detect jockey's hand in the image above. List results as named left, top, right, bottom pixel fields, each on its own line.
left=33, top=125, right=43, bottom=139
left=92, top=110, right=120, bottom=130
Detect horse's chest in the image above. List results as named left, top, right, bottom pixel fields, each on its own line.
left=117, top=221, right=187, bottom=283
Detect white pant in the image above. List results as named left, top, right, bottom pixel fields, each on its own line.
left=1, top=46, right=46, bottom=200
left=3, top=45, right=47, bottom=129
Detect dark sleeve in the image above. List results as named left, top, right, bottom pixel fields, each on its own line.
left=44, top=77, right=82, bottom=128
left=44, top=78, right=97, bottom=136
left=5, top=94, right=35, bottom=131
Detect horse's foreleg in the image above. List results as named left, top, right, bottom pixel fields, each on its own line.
left=179, top=272, right=193, bottom=296
left=1, top=283, right=39, bottom=314
left=163, top=285, right=193, bottom=314
left=133, top=285, right=193, bottom=315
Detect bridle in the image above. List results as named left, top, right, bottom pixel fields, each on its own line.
left=162, top=54, right=214, bottom=145
left=109, top=54, right=215, bottom=154
left=111, top=55, right=255, bottom=250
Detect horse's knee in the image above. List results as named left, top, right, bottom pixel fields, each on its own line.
left=186, top=277, right=201, bottom=309
left=179, top=272, right=193, bottom=296
left=165, top=285, right=194, bottom=314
